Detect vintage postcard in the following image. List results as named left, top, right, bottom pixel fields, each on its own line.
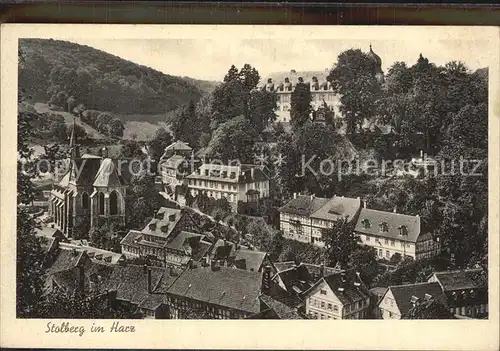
left=1, top=24, right=499, bottom=349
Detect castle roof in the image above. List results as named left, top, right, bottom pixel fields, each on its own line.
left=92, top=158, right=125, bottom=187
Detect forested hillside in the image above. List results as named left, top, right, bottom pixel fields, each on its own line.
left=18, top=39, right=211, bottom=114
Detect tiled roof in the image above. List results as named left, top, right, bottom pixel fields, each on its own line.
left=320, top=271, right=370, bottom=306
left=165, top=140, right=192, bottom=152
left=59, top=242, right=124, bottom=265
left=273, top=261, right=297, bottom=273
left=260, top=70, right=331, bottom=91
left=432, top=269, right=487, bottom=291
left=310, top=196, right=361, bottom=223
left=388, top=282, right=446, bottom=317
left=354, top=208, right=421, bottom=243
left=104, top=265, right=166, bottom=305
left=141, top=207, right=184, bottom=238
left=70, top=158, right=102, bottom=185
left=166, top=266, right=262, bottom=314
left=93, top=158, right=125, bottom=187
left=278, top=195, right=329, bottom=217
left=166, top=231, right=205, bottom=251
left=162, top=155, right=187, bottom=169
left=47, top=249, right=86, bottom=274
left=233, top=249, right=267, bottom=272
left=275, top=264, right=315, bottom=295
left=259, top=294, right=304, bottom=319
left=120, top=230, right=143, bottom=248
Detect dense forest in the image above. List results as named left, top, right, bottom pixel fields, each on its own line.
left=18, top=39, right=215, bottom=115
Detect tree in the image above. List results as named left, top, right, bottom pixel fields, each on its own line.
left=96, top=112, right=112, bottom=134
left=109, top=118, right=125, bottom=138
left=126, top=173, right=165, bottom=229
left=171, top=100, right=199, bottom=149
left=347, top=245, right=379, bottom=286
left=224, top=64, right=239, bottom=83
left=328, top=49, right=382, bottom=134
left=41, top=143, right=66, bottom=174
left=147, top=127, right=173, bottom=162
left=247, top=90, right=277, bottom=133
left=290, top=81, right=312, bottom=130
left=120, top=140, right=145, bottom=159
left=406, top=298, right=454, bottom=319
left=239, top=63, right=260, bottom=92
left=268, top=230, right=285, bottom=261
left=49, top=115, right=68, bottom=141
left=16, top=209, right=47, bottom=317
left=207, top=115, right=257, bottom=164
left=321, top=217, right=359, bottom=269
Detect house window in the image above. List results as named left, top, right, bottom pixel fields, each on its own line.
left=384, top=239, right=389, bottom=245
left=333, top=305, right=339, bottom=313
left=391, top=240, right=395, bottom=247
left=361, top=219, right=371, bottom=229
left=321, top=301, right=325, bottom=308
left=378, top=249, right=383, bottom=257
left=320, top=289, right=327, bottom=295
left=328, top=303, right=332, bottom=310
left=110, top=191, right=119, bottom=215
left=365, top=235, right=370, bottom=242
left=379, top=222, right=389, bottom=232
left=386, top=250, right=390, bottom=258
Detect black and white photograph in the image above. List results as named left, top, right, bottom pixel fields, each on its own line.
left=10, top=25, right=494, bottom=325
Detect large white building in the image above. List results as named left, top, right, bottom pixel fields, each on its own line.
left=260, top=45, right=385, bottom=123
left=278, top=195, right=441, bottom=261
left=185, top=163, right=271, bottom=212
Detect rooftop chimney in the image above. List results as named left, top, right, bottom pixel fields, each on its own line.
left=149, top=222, right=157, bottom=231
left=320, top=263, right=325, bottom=278
left=393, top=206, right=397, bottom=213
left=294, top=193, right=297, bottom=199
left=420, top=150, right=424, bottom=158
left=363, top=200, right=367, bottom=208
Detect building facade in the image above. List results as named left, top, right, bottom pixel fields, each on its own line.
left=428, top=268, right=488, bottom=318
left=303, top=271, right=371, bottom=319
left=354, top=208, right=441, bottom=261
left=260, top=45, right=384, bottom=123
left=278, top=195, right=361, bottom=245
left=185, top=163, right=270, bottom=212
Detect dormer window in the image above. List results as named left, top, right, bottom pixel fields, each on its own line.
left=361, top=219, right=371, bottom=229
left=398, top=225, right=408, bottom=236
left=204, top=169, right=209, bottom=176
left=452, top=291, right=457, bottom=300
left=230, top=172, right=236, bottom=179
left=379, top=222, right=389, bottom=233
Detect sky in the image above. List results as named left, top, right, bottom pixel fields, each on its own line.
left=70, top=37, right=490, bottom=82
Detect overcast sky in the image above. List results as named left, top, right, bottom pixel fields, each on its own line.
left=70, top=37, right=490, bottom=82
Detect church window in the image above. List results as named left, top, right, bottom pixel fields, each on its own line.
left=110, top=191, right=119, bottom=215
left=98, top=192, right=105, bottom=215
left=81, top=192, right=89, bottom=209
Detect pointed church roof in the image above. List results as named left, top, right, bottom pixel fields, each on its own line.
left=93, top=158, right=124, bottom=187
left=58, top=170, right=71, bottom=187
left=69, top=117, right=76, bottom=149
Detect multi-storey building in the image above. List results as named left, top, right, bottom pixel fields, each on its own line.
left=278, top=194, right=361, bottom=245
left=185, top=163, right=270, bottom=212
left=260, top=45, right=384, bottom=123
left=428, top=268, right=488, bottom=318
left=354, top=208, right=441, bottom=261
left=303, top=270, right=371, bottom=319
left=120, top=207, right=203, bottom=266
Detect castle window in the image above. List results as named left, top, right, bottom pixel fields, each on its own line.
left=98, top=192, right=105, bottom=215
left=81, top=192, right=89, bottom=209
left=110, top=191, right=119, bottom=215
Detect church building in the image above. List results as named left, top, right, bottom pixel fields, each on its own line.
left=49, top=119, right=129, bottom=238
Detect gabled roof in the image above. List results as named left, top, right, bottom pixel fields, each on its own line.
left=259, top=294, right=304, bottom=319
left=59, top=242, right=124, bottom=265
left=234, top=249, right=267, bottom=272
left=165, top=140, right=192, bottom=152
left=386, top=282, right=446, bottom=317
left=278, top=195, right=329, bottom=217
left=354, top=208, right=421, bottom=243
left=431, top=269, right=487, bottom=291
left=162, top=154, right=187, bottom=169
left=275, top=264, right=315, bottom=295
left=310, top=196, right=361, bottom=223
left=47, top=249, right=86, bottom=274
left=141, top=207, right=185, bottom=238
left=166, top=266, right=262, bottom=314
left=93, top=158, right=125, bottom=187
left=321, top=271, right=370, bottom=306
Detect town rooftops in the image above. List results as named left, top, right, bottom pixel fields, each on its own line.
left=120, top=230, right=143, bottom=248
left=59, top=242, right=124, bottom=265
left=233, top=249, right=267, bottom=272
left=258, top=294, right=304, bottom=319
left=278, top=195, right=329, bottom=217
left=273, top=261, right=342, bottom=281
left=47, top=249, right=86, bottom=274
left=310, top=196, right=361, bottom=222
left=162, top=154, right=187, bottom=169
left=354, top=208, right=421, bottom=243
left=430, top=268, right=487, bottom=292
left=384, top=282, right=446, bottom=317
left=306, top=271, right=370, bottom=306
left=166, top=266, right=262, bottom=314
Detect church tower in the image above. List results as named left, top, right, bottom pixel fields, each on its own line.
left=368, top=44, right=385, bottom=84
left=90, top=146, right=127, bottom=228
